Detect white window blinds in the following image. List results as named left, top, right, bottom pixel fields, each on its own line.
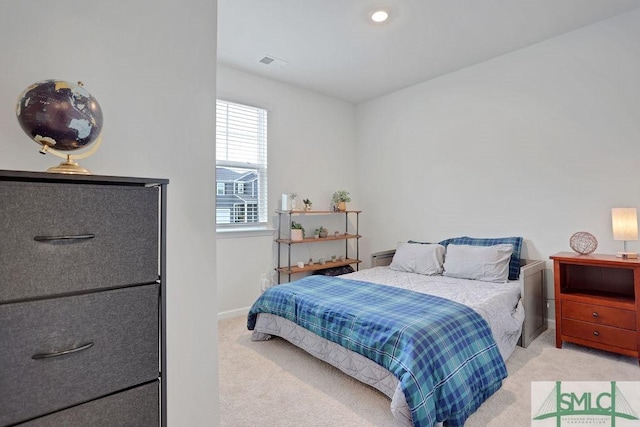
left=216, top=100, right=268, bottom=226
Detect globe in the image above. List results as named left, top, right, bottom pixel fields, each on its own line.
left=16, top=79, right=103, bottom=174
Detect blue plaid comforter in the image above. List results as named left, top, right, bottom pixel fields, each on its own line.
left=247, top=275, right=507, bottom=427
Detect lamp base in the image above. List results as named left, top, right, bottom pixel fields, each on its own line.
left=615, top=251, right=638, bottom=259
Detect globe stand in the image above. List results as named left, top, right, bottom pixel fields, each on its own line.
left=38, top=134, right=103, bottom=175
left=47, top=155, right=92, bottom=175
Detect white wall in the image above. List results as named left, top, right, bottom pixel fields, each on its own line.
left=215, top=10, right=640, bottom=322
left=356, top=9, right=640, bottom=317
left=0, top=1, right=219, bottom=425
left=216, top=64, right=358, bottom=316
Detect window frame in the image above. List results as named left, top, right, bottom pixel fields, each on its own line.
left=215, top=99, right=269, bottom=232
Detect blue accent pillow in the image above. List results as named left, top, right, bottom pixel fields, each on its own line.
left=438, top=236, right=523, bottom=280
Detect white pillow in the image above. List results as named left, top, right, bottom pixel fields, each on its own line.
left=443, top=244, right=513, bottom=283
left=389, top=242, right=445, bottom=275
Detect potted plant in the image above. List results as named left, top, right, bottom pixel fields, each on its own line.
left=317, top=226, right=328, bottom=238
left=291, top=221, right=304, bottom=241
left=332, top=190, right=351, bottom=212
left=313, top=228, right=320, bottom=239
left=303, top=198, right=312, bottom=211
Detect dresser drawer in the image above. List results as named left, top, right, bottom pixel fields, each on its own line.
left=0, top=284, right=159, bottom=426
left=0, top=182, right=159, bottom=302
left=19, top=382, right=159, bottom=427
left=562, top=318, right=637, bottom=350
left=562, top=300, right=636, bottom=330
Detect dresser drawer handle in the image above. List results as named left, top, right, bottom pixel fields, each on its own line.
left=593, top=331, right=600, bottom=337
left=592, top=312, right=599, bottom=318
left=34, top=234, right=95, bottom=242
left=32, top=342, right=94, bottom=360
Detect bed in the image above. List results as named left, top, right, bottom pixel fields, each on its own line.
left=247, top=238, right=546, bottom=426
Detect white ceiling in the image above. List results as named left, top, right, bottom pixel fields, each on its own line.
left=218, top=0, right=640, bottom=104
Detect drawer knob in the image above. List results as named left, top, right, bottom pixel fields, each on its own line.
left=593, top=331, right=600, bottom=337
left=32, top=342, right=94, bottom=359
left=34, top=234, right=95, bottom=242
left=592, top=312, right=599, bottom=318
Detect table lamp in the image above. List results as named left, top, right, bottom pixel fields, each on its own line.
left=612, top=207, right=638, bottom=258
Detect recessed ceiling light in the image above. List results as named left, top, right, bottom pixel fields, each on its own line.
left=370, top=9, right=389, bottom=23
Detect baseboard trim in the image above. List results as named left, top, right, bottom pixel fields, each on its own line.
left=218, top=307, right=250, bottom=320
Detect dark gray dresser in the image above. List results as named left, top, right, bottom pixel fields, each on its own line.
left=0, top=170, right=167, bottom=426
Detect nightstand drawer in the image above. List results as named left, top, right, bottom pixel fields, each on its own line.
left=20, top=382, right=159, bottom=427
left=0, top=182, right=159, bottom=302
left=562, top=318, right=637, bottom=350
left=0, top=284, right=159, bottom=426
left=562, top=300, right=636, bottom=330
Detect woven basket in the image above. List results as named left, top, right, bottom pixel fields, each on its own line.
left=570, top=232, right=597, bottom=255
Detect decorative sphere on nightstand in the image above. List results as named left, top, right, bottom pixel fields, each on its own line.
left=569, top=231, right=598, bottom=255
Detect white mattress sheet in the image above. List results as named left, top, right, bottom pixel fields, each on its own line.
left=342, top=267, right=524, bottom=361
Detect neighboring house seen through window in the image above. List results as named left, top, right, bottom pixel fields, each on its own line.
left=216, top=100, right=267, bottom=226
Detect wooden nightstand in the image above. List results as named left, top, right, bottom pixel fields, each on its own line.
left=550, top=252, right=640, bottom=364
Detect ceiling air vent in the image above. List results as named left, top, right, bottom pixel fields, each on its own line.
left=258, top=55, right=288, bottom=68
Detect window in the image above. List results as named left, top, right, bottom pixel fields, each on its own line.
left=216, top=100, right=267, bottom=227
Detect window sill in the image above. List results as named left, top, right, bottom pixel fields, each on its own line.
left=216, top=226, right=275, bottom=239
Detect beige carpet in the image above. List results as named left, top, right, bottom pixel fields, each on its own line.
left=218, top=315, right=640, bottom=426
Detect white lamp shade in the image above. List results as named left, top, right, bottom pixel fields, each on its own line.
left=612, top=208, right=638, bottom=241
